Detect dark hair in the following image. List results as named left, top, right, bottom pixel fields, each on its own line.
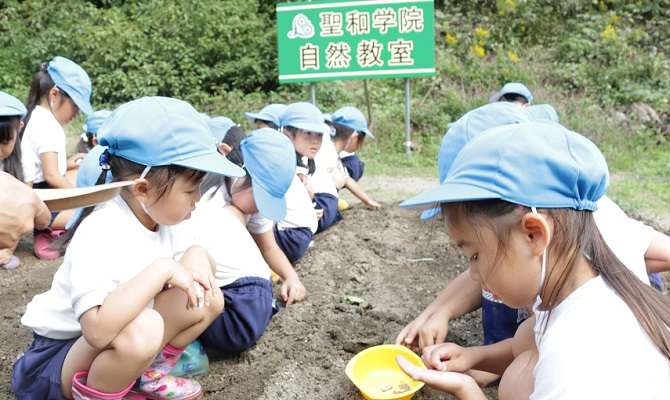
left=255, top=119, right=278, bottom=130
left=58, top=152, right=206, bottom=247
left=0, top=116, right=24, bottom=181
left=22, top=69, right=55, bottom=136
left=332, top=122, right=365, bottom=148
left=200, top=126, right=251, bottom=199
left=499, top=93, right=529, bottom=105
left=284, top=126, right=316, bottom=175
left=442, top=200, right=670, bottom=360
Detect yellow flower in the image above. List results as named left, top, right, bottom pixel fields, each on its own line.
left=600, top=24, right=616, bottom=40
left=445, top=34, right=459, bottom=45
left=475, top=27, right=489, bottom=38
left=505, top=0, right=517, bottom=10
left=610, top=15, right=621, bottom=23
left=520, top=25, right=526, bottom=32
left=471, top=45, right=485, bottom=57
left=507, top=51, right=519, bottom=63
left=499, top=10, right=505, bottom=16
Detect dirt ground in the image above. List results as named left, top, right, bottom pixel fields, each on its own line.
left=1, top=175, right=667, bottom=399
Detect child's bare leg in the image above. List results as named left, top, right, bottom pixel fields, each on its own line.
left=499, top=349, right=537, bottom=400
left=153, top=285, right=225, bottom=349
left=61, top=307, right=165, bottom=397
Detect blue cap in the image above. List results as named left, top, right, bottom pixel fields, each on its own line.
left=489, top=82, right=533, bottom=104
left=420, top=102, right=531, bottom=220
left=98, top=97, right=244, bottom=177
left=279, top=102, right=332, bottom=135
left=245, top=103, right=287, bottom=126
left=401, top=122, right=608, bottom=212
left=241, top=128, right=297, bottom=221
left=0, top=91, right=27, bottom=118
left=207, top=116, right=237, bottom=144
left=331, top=106, right=375, bottom=139
left=76, top=145, right=112, bottom=188
left=323, top=113, right=332, bottom=123
left=47, top=56, right=94, bottom=116
left=83, top=110, right=112, bottom=136
left=527, top=104, right=559, bottom=123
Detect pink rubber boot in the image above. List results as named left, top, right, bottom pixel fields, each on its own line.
left=127, top=344, right=202, bottom=399
left=33, top=228, right=63, bottom=260
left=71, top=371, right=135, bottom=400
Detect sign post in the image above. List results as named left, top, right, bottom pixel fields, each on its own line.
left=277, top=0, right=434, bottom=157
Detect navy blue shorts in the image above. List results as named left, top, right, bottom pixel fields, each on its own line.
left=274, top=226, right=314, bottom=263
left=12, top=333, right=78, bottom=400
left=481, top=293, right=528, bottom=345
left=648, top=273, right=664, bottom=292
left=199, top=277, right=279, bottom=353
left=341, top=154, right=365, bottom=181
left=313, top=192, right=343, bottom=234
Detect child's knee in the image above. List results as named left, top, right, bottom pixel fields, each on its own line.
left=113, top=308, right=164, bottom=362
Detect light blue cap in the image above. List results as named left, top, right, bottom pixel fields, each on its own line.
left=66, top=145, right=113, bottom=229
left=279, top=102, right=332, bottom=135
left=0, top=91, right=27, bottom=118
left=98, top=97, right=244, bottom=177
left=489, top=82, right=533, bottom=104
left=527, top=104, right=559, bottom=123
left=83, top=110, right=112, bottom=136
left=401, top=122, right=608, bottom=212
left=331, top=106, right=375, bottom=139
left=245, top=103, right=287, bottom=126
left=420, top=103, right=532, bottom=220
left=207, top=116, right=237, bottom=144
left=323, top=113, right=332, bottom=123
left=241, top=128, right=297, bottom=221
left=47, top=56, right=94, bottom=116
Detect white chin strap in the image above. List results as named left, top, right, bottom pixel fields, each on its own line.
left=531, top=206, right=548, bottom=297
left=139, top=166, right=152, bottom=214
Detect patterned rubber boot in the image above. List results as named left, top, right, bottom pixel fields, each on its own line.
left=33, top=228, right=63, bottom=260
left=169, top=340, right=209, bottom=378
left=71, top=371, right=134, bottom=400
left=127, top=344, right=202, bottom=399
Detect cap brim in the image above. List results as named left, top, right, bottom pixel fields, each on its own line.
left=174, top=152, right=245, bottom=178
left=293, top=122, right=332, bottom=135
left=488, top=91, right=504, bottom=103
left=252, top=180, right=287, bottom=222
left=70, top=93, right=94, bottom=116
left=245, top=112, right=264, bottom=125
left=400, top=183, right=500, bottom=210
left=35, top=181, right=135, bottom=211
left=362, top=128, right=375, bottom=139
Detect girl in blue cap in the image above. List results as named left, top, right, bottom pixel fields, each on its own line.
left=13, top=96, right=245, bottom=400
left=172, top=128, right=300, bottom=353
left=0, top=91, right=33, bottom=269
left=397, top=122, right=670, bottom=399
left=199, top=126, right=307, bottom=306
left=21, top=56, right=94, bottom=260
left=76, top=109, right=113, bottom=153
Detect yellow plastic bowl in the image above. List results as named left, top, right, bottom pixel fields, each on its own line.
left=345, top=344, right=426, bottom=400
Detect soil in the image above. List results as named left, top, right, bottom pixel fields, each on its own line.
left=1, top=175, right=667, bottom=400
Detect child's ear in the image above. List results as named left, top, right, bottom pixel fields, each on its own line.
left=132, top=178, right=151, bottom=203
left=91, top=136, right=98, bottom=146
left=521, top=212, right=551, bottom=256
left=218, top=142, right=233, bottom=156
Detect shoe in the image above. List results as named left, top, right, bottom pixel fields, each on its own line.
left=72, top=371, right=135, bottom=400
left=33, top=228, right=63, bottom=260
left=1, top=255, right=20, bottom=270
left=170, top=340, right=209, bottom=378
left=338, top=198, right=349, bottom=211
left=128, top=344, right=202, bottom=399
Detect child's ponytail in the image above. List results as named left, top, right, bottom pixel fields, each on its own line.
left=22, top=63, right=55, bottom=136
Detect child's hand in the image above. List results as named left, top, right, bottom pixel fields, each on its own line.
left=0, top=248, right=14, bottom=265
left=396, top=312, right=450, bottom=352
left=365, top=199, right=381, bottom=209
left=396, top=355, right=486, bottom=399
left=165, top=264, right=206, bottom=310
left=281, top=275, right=306, bottom=306
left=67, top=153, right=87, bottom=169
left=178, top=245, right=218, bottom=308
left=313, top=203, right=324, bottom=221
left=421, top=343, right=474, bottom=373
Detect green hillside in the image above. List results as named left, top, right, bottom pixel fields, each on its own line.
left=1, top=0, right=669, bottom=214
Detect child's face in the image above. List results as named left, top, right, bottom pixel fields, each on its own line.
left=289, top=129, right=323, bottom=159
left=146, top=172, right=203, bottom=225
left=447, top=218, right=541, bottom=309
left=52, top=95, right=80, bottom=126
left=230, top=176, right=258, bottom=215
left=0, top=131, right=17, bottom=162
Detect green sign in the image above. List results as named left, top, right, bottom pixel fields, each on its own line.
left=277, top=0, right=435, bottom=83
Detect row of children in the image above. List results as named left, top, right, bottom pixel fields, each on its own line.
left=3, top=56, right=378, bottom=399
left=393, top=83, right=670, bottom=398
